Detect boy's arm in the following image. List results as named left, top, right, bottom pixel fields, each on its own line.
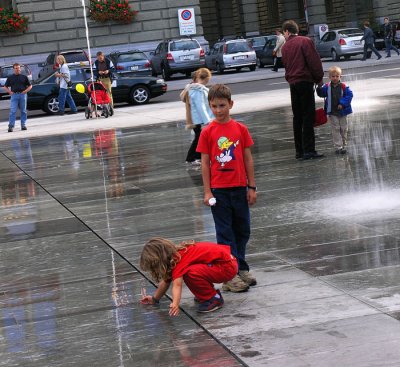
left=169, top=277, right=183, bottom=316
left=244, top=147, right=257, bottom=205
left=339, top=87, right=353, bottom=107
left=201, top=153, right=214, bottom=206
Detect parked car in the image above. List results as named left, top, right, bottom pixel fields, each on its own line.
left=108, top=50, right=152, bottom=76
left=247, top=35, right=274, bottom=52
left=37, top=50, right=90, bottom=79
left=205, top=39, right=256, bottom=73
left=150, top=38, right=205, bottom=80
left=393, top=21, right=400, bottom=46
left=255, top=35, right=277, bottom=67
left=27, top=66, right=167, bottom=114
left=315, top=28, right=370, bottom=61
left=0, top=64, right=33, bottom=99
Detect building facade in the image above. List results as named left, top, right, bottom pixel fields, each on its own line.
left=1, top=0, right=400, bottom=61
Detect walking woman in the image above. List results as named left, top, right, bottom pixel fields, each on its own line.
left=55, top=55, right=78, bottom=115
left=180, top=68, right=214, bottom=166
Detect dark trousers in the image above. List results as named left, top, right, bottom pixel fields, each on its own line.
left=385, top=38, right=399, bottom=56
left=289, top=81, right=316, bottom=156
left=211, top=187, right=250, bottom=271
left=363, top=43, right=381, bottom=59
left=272, top=57, right=282, bottom=71
left=185, top=125, right=202, bottom=162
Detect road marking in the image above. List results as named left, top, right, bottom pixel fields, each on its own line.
left=345, top=66, right=400, bottom=77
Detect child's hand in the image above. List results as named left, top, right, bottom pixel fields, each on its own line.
left=169, top=302, right=180, bottom=316
left=203, top=193, right=215, bottom=207
left=338, top=104, right=343, bottom=110
left=140, top=295, right=155, bottom=305
left=247, top=189, right=257, bottom=206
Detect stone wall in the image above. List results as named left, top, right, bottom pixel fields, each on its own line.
left=0, top=0, right=204, bottom=61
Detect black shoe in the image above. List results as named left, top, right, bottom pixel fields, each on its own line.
left=302, top=152, right=324, bottom=160
left=272, top=69, right=278, bottom=72
left=340, top=148, right=347, bottom=155
left=21, top=126, right=27, bottom=131
left=8, top=127, right=13, bottom=133
left=361, top=58, right=366, bottom=61
left=335, top=149, right=341, bottom=155
left=295, top=152, right=303, bottom=159
left=70, top=111, right=78, bottom=114
left=377, top=56, right=382, bottom=60
left=386, top=55, right=391, bottom=58
left=57, top=111, right=64, bottom=116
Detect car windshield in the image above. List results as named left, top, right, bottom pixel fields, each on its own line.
left=64, top=53, right=88, bottom=63
left=118, top=53, right=147, bottom=62
left=170, top=40, right=198, bottom=51
left=251, top=37, right=267, bottom=47
left=226, top=42, right=252, bottom=54
left=0, top=66, right=29, bottom=77
left=338, top=29, right=363, bottom=37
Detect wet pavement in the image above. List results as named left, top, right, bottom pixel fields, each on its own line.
left=2, top=90, right=400, bottom=366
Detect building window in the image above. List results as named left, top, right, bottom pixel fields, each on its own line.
left=325, top=0, right=334, bottom=15
left=0, top=0, right=12, bottom=8
left=298, top=0, right=305, bottom=19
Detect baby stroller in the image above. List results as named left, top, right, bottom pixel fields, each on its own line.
left=85, top=81, right=114, bottom=119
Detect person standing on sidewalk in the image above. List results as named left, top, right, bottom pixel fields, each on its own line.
left=55, top=55, right=78, bottom=116
left=3, top=63, right=32, bottom=133
left=272, top=29, right=285, bottom=72
left=281, top=20, right=324, bottom=160
left=94, top=51, right=114, bottom=107
left=361, top=21, right=382, bottom=61
left=383, top=17, right=400, bottom=58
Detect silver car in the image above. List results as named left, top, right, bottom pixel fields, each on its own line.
left=150, top=39, right=205, bottom=80
left=205, top=39, right=256, bottom=73
left=316, top=28, right=370, bottom=61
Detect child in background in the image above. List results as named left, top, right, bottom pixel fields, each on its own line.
left=196, top=84, right=257, bottom=293
left=140, top=237, right=237, bottom=314
left=180, top=68, right=214, bottom=166
left=317, top=66, right=353, bottom=154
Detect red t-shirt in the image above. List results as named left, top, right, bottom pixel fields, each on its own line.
left=196, top=119, right=254, bottom=188
left=171, top=242, right=232, bottom=280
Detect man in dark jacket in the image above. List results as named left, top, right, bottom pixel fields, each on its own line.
left=94, top=51, right=115, bottom=106
left=383, top=17, right=399, bottom=57
left=281, top=20, right=324, bottom=160
left=361, top=21, right=382, bottom=61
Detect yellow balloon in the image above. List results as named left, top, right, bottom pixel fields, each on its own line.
left=76, top=83, right=85, bottom=93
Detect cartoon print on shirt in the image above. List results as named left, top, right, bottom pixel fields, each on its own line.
left=216, top=136, right=239, bottom=167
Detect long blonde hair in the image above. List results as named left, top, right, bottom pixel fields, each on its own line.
left=139, top=237, right=195, bottom=282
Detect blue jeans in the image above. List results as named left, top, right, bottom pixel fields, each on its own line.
left=363, top=43, right=381, bottom=59
left=385, top=38, right=399, bottom=57
left=9, top=93, right=27, bottom=128
left=211, top=187, right=250, bottom=271
left=58, top=87, right=77, bottom=113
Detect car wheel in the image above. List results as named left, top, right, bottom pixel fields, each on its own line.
left=130, top=85, right=150, bottom=105
left=217, top=63, right=224, bottom=74
left=249, top=65, right=256, bottom=71
left=161, top=65, right=171, bottom=81
left=331, top=50, right=340, bottom=61
left=43, top=95, right=59, bottom=114
left=344, top=55, right=351, bottom=61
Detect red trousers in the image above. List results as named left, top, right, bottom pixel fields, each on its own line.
left=183, top=259, right=238, bottom=302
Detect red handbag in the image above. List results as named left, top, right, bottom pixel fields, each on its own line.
left=314, top=107, right=327, bottom=127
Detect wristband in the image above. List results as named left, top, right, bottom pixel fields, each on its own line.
left=247, top=185, right=257, bottom=191
left=152, top=296, right=160, bottom=304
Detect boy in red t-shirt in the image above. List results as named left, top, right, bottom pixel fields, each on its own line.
left=140, top=237, right=237, bottom=314
left=196, top=84, right=257, bottom=293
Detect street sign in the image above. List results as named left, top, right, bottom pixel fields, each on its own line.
left=178, top=8, right=196, bottom=35
left=318, top=24, right=329, bottom=39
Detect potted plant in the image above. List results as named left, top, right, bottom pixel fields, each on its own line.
left=0, top=7, right=28, bottom=33
left=89, top=0, right=138, bottom=24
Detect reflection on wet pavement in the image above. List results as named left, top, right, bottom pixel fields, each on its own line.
left=1, top=96, right=400, bottom=366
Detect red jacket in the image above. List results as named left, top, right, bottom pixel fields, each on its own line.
left=282, top=35, right=324, bottom=85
